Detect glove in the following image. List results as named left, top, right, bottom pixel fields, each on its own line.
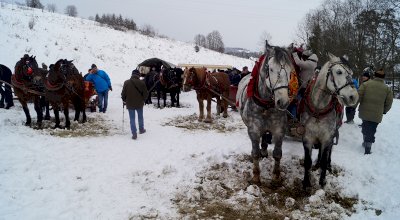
left=109, top=86, right=112, bottom=91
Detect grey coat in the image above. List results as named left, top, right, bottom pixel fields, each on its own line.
left=121, top=75, right=149, bottom=109
left=292, top=52, right=318, bottom=88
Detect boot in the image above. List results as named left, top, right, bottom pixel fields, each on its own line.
left=364, top=142, right=372, bottom=154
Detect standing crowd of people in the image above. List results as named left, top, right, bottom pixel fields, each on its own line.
left=0, top=53, right=395, bottom=146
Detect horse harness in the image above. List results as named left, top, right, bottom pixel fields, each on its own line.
left=300, top=61, right=353, bottom=145
left=250, top=54, right=290, bottom=109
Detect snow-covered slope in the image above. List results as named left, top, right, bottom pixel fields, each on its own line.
left=1, top=3, right=400, bottom=220
left=0, top=3, right=253, bottom=85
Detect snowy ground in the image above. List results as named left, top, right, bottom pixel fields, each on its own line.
left=1, top=3, right=400, bottom=220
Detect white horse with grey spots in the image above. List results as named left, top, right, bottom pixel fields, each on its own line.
left=300, top=53, right=358, bottom=189
left=236, top=42, right=294, bottom=185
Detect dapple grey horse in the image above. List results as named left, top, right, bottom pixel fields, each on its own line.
left=301, top=53, right=358, bottom=189
left=237, top=43, right=293, bottom=185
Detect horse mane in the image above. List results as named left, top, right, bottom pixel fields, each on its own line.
left=272, top=47, right=292, bottom=67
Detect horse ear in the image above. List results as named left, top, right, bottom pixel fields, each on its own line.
left=341, top=55, right=349, bottom=62
left=265, top=40, right=273, bottom=55
left=327, top=52, right=337, bottom=62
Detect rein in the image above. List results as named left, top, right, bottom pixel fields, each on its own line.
left=10, top=75, right=45, bottom=96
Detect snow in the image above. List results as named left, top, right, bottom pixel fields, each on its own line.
left=1, top=3, right=400, bottom=220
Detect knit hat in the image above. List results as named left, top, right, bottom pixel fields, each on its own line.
left=132, top=69, right=140, bottom=76
left=91, top=64, right=97, bottom=69
left=362, top=71, right=370, bottom=78
left=374, top=69, right=385, bottom=78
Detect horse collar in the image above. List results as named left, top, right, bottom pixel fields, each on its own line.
left=303, top=77, right=337, bottom=119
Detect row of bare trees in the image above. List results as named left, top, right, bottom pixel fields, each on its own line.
left=25, top=0, right=77, bottom=17
left=194, top=30, right=225, bottom=53
left=298, top=0, right=399, bottom=81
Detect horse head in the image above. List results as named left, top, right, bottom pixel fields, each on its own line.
left=15, top=54, right=40, bottom=83
left=48, top=59, right=76, bottom=85
left=323, top=53, right=359, bottom=106
left=182, top=67, right=200, bottom=92
left=261, top=43, right=293, bottom=110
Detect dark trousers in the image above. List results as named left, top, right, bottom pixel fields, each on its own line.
left=345, top=106, right=356, bottom=121
left=0, top=75, right=13, bottom=106
left=361, top=120, right=379, bottom=143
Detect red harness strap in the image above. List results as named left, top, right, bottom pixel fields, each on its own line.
left=245, top=54, right=275, bottom=108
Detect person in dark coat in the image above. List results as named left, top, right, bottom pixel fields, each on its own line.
left=357, top=69, right=393, bottom=154
left=121, top=70, right=149, bottom=140
left=0, top=64, right=14, bottom=109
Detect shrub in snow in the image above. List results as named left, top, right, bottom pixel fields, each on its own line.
left=28, top=18, right=35, bottom=29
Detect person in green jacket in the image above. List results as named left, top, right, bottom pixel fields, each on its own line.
left=358, top=69, right=393, bottom=154
left=121, top=70, right=149, bottom=140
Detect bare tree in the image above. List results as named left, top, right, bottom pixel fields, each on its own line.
left=46, top=3, right=56, bottom=12
left=26, top=0, right=43, bottom=9
left=206, top=30, right=225, bottom=53
left=258, top=30, right=272, bottom=51
left=194, top=34, right=207, bottom=47
left=140, top=24, right=156, bottom=37
left=65, top=5, right=78, bottom=17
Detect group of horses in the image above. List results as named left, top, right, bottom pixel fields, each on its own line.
left=182, top=41, right=359, bottom=190
left=144, top=67, right=183, bottom=108
left=11, top=54, right=86, bottom=129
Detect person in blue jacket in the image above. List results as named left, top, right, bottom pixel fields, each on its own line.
left=85, top=64, right=112, bottom=113
left=344, top=78, right=359, bottom=124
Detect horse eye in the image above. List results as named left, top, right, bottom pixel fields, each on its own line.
left=336, top=70, right=342, bottom=75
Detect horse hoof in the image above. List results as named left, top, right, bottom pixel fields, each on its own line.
left=25, top=122, right=31, bottom=127
left=53, top=125, right=63, bottom=129
left=271, top=177, right=283, bottom=188
left=198, top=118, right=203, bottom=122
left=319, top=179, right=326, bottom=188
left=312, top=164, right=320, bottom=171
left=44, top=116, right=51, bottom=120
left=204, top=118, right=212, bottom=123
left=223, top=114, right=228, bottom=118
left=260, top=149, right=268, bottom=158
left=302, top=179, right=312, bottom=189
left=250, top=177, right=261, bottom=186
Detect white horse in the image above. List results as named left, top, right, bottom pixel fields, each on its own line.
left=300, top=53, right=358, bottom=188
left=237, top=42, right=293, bottom=185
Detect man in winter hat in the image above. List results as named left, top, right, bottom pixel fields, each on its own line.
left=121, top=69, right=148, bottom=140
left=357, top=69, right=393, bottom=154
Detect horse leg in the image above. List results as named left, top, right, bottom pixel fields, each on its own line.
left=197, top=96, right=204, bottom=121
left=216, top=97, right=221, bottom=115
left=302, top=139, right=313, bottom=189
left=169, top=90, right=176, bottom=107
left=64, top=103, right=70, bottom=129
left=222, top=98, right=228, bottom=118
left=52, top=104, right=62, bottom=129
left=34, top=98, right=43, bottom=128
left=319, top=141, right=333, bottom=187
left=261, top=133, right=269, bottom=158
left=248, top=131, right=262, bottom=185
left=271, top=131, right=284, bottom=186
left=44, top=100, right=51, bottom=120
left=176, top=91, right=180, bottom=107
left=204, top=96, right=212, bottom=123
left=21, top=100, right=32, bottom=126
left=73, top=99, right=80, bottom=121
left=157, top=89, right=161, bottom=108
left=81, top=98, right=87, bottom=123
left=163, top=90, right=167, bottom=107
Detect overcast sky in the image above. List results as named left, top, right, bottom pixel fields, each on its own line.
left=10, top=0, right=324, bottom=51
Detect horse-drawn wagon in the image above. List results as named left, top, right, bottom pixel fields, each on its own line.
left=137, top=58, right=182, bottom=108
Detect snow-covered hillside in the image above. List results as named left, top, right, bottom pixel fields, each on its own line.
left=0, top=3, right=253, bottom=84
left=1, top=3, right=400, bottom=220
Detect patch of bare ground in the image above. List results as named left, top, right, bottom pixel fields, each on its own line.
left=162, top=113, right=245, bottom=132
left=173, top=153, right=363, bottom=220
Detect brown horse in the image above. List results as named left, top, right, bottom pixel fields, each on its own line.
left=45, top=59, right=86, bottom=129
left=12, top=54, right=48, bottom=127
left=182, top=67, right=230, bottom=123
